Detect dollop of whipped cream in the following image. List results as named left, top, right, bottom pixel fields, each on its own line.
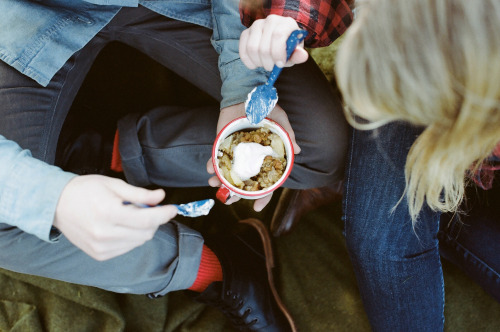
left=232, top=142, right=275, bottom=181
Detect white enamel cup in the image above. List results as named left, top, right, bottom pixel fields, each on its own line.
left=212, top=116, right=294, bottom=203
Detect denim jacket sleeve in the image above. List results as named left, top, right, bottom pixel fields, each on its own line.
left=0, top=136, right=76, bottom=242
left=211, top=0, right=269, bottom=109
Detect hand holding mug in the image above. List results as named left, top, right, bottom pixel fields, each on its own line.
left=210, top=116, right=294, bottom=206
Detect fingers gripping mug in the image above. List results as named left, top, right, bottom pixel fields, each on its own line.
left=212, top=117, right=294, bottom=203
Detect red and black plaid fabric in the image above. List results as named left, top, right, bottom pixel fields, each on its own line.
left=472, top=143, right=500, bottom=190
left=240, top=0, right=353, bottom=48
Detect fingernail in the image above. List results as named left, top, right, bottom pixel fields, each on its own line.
left=276, top=61, right=284, bottom=68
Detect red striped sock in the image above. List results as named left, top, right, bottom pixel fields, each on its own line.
left=188, top=244, right=223, bottom=292
left=110, top=129, right=123, bottom=172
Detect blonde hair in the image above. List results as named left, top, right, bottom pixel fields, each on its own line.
left=335, top=0, right=500, bottom=221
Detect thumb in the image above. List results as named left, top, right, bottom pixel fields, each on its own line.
left=287, top=47, right=309, bottom=66
left=109, top=178, right=166, bottom=206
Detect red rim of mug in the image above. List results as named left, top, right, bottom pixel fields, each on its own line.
left=212, top=116, right=294, bottom=198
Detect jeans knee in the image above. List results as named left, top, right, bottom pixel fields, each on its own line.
left=345, top=221, right=440, bottom=277
left=345, top=227, right=390, bottom=272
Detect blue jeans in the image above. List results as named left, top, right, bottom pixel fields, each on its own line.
left=344, top=122, right=500, bottom=331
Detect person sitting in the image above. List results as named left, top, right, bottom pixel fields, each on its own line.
left=0, top=0, right=351, bottom=330
left=335, top=0, right=500, bottom=330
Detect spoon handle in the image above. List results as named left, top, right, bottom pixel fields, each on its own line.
left=267, top=29, right=308, bottom=86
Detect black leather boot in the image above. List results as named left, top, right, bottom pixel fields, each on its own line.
left=188, top=218, right=296, bottom=332
left=270, top=182, right=343, bottom=237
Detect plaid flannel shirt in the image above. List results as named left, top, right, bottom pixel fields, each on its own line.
left=473, top=143, right=500, bottom=190
left=240, top=0, right=353, bottom=48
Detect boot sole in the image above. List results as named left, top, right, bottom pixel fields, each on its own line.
left=239, top=218, right=297, bottom=332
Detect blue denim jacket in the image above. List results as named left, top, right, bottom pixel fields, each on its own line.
left=0, top=136, right=76, bottom=241
left=0, top=0, right=268, bottom=241
left=0, top=0, right=267, bottom=108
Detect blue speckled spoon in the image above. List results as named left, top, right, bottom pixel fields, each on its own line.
left=123, top=199, right=215, bottom=217
left=245, top=29, right=308, bottom=125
